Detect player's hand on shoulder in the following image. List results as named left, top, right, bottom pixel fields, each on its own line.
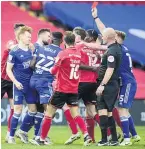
left=92, top=7, right=98, bottom=18
left=14, top=80, right=23, bottom=90
left=6, top=40, right=16, bottom=50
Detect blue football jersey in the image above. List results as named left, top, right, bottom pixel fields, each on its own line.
left=33, top=43, right=62, bottom=82
left=119, top=45, right=136, bottom=84
left=7, top=46, right=33, bottom=84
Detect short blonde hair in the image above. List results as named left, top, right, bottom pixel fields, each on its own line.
left=16, top=26, right=32, bottom=40
left=115, top=30, right=126, bottom=41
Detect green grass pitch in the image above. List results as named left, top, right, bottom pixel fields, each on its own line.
left=1, top=126, right=145, bottom=149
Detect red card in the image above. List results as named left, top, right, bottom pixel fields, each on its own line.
left=92, top=2, right=98, bottom=8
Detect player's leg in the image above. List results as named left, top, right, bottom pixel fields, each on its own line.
left=39, top=91, right=65, bottom=145
left=8, top=89, right=23, bottom=144
left=105, top=81, right=119, bottom=146
left=78, top=83, right=96, bottom=143
left=63, top=104, right=80, bottom=145
left=112, top=107, right=122, bottom=129
left=97, top=98, right=109, bottom=146
left=67, top=94, right=92, bottom=146
left=1, top=79, right=7, bottom=98
left=128, top=112, right=141, bottom=143
left=34, top=102, right=44, bottom=138
left=34, top=86, right=53, bottom=145
left=18, top=89, right=37, bottom=143
left=118, top=83, right=140, bottom=146
left=6, top=84, right=14, bottom=142
left=127, top=83, right=141, bottom=143
left=85, top=104, right=96, bottom=143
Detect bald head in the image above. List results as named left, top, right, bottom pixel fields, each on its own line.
left=102, top=28, right=116, bottom=44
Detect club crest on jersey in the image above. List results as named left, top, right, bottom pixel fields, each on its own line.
left=108, top=55, right=114, bottom=62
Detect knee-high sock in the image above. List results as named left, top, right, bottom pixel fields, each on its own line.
left=10, top=113, right=21, bottom=137
left=128, top=115, right=137, bottom=137
left=120, top=116, right=130, bottom=139
left=113, top=108, right=122, bottom=129
left=64, top=109, right=78, bottom=134
left=8, top=109, right=14, bottom=132
left=74, top=116, right=87, bottom=135
left=40, top=116, right=52, bottom=140
left=20, top=111, right=36, bottom=133
left=94, top=114, right=111, bottom=136
left=108, top=116, right=118, bottom=141
left=99, top=115, right=108, bottom=142
left=86, top=117, right=95, bottom=142
left=34, top=112, right=44, bottom=136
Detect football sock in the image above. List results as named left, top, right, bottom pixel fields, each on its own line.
left=120, top=116, right=130, bottom=138
left=113, top=108, right=122, bottom=129
left=34, top=112, right=44, bottom=136
left=8, top=109, right=14, bottom=132
left=128, top=115, right=137, bottom=136
left=99, top=115, right=108, bottom=142
left=40, top=116, right=52, bottom=140
left=108, top=116, right=118, bottom=141
left=20, top=111, right=36, bottom=132
left=10, top=113, right=21, bottom=137
left=64, top=109, right=78, bottom=135
left=74, top=116, right=87, bottom=134
left=86, top=117, right=95, bottom=142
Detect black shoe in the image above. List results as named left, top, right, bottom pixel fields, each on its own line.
left=35, top=139, right=45, bottom=146
left=109, top=141, right=120, bottom=146
left=97, top=140, right=109, bottom=146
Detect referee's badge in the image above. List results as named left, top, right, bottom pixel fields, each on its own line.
left=108, top=55, right=114, bottom=62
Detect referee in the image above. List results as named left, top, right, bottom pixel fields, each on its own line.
left=96, top=28, right=122, bottom=146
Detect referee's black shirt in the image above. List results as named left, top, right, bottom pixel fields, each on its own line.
left=98, top=42, right=122, bottom=81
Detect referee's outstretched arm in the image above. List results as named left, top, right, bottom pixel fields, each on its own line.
left=92, top=7, right=106, bottom=34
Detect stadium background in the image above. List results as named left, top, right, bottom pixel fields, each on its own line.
left=1, top=1, right=145, bottom=126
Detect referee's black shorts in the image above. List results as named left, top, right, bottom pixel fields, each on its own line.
left=1, top=78, right=13, bottom=99
left=78, top=82, right=98, bottom=105
left=97, top=80, right=119, bottom=112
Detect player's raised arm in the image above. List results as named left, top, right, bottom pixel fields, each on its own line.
left=92, top=7, right=106, bottom=35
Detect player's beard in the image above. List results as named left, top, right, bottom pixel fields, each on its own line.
left=42, top=41, right=49, bottom=45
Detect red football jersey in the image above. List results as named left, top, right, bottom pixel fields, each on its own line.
left=51, top=47, right=81, bottom=93
left=77, top=44, right=101, bottom=83
left=1, top=49, right=11, bottom=81
left=1, top=40, right=17, bottom=81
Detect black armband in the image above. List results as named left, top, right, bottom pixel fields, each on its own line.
left=94, top=16, right=99, bottom=20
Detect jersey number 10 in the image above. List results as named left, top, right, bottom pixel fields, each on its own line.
left=70, top=64, right=79, bottom=80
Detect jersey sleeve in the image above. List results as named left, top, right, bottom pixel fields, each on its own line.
left=50, top=51, right=64, bottom=75
left=7, top=50, right=16, bottom=64
left=107, top=47, right=116, bottom=68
